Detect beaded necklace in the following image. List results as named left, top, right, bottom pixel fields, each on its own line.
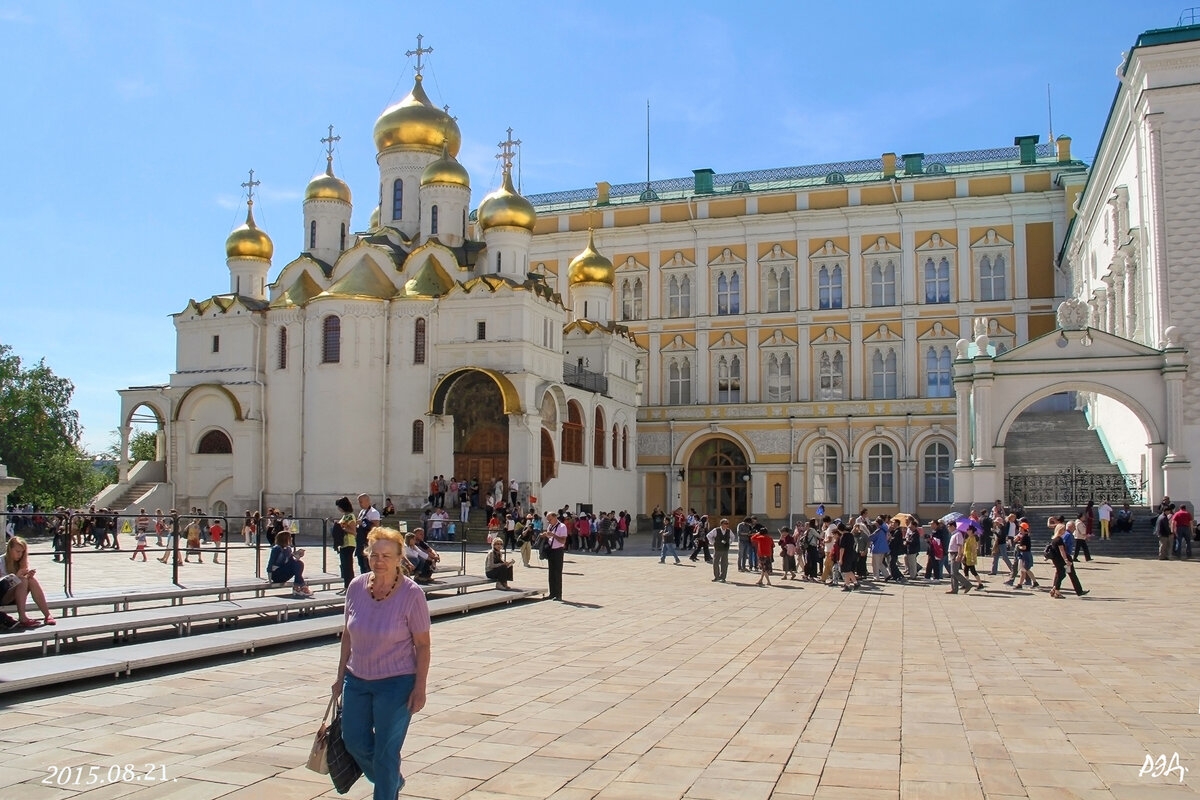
left=368, top=567, right=402, bottom=602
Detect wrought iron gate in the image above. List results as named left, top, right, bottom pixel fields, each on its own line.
left=1005, top=466, right=1145, bottom=507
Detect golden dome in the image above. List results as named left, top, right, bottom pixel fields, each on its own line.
left=478, top=170, right=536, bottom=232
left=421, top=144, right=470, bottom=188
left=305, top=161, right=352, bottom=203
left=373, top=75, right=461, bottom=156
left=369, top=205, right=380, bottom=229
left=225, top=204, right=273, bottom=261
left=567, top=229, right=614, bottom=287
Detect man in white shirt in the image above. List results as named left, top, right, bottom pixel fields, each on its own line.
left=355, top=493, right=381, bottom=573
left=509, top=478, right=519, bottom=508
left=946, top=525, right=972, bottom=594
left=1098, top=500, right=1113, bottom=539
left=544, top=511, right=568, bottom=601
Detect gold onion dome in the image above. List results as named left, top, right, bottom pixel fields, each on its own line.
left=305, top=161, right=352, bottom=203
left=421, top=144, right=470, bottom=188
left=369, top=205, right=380, bottom=229
left=225, top=204, right=273, bottom=261
left=478, top=170, right=536, bottom=231
left=567, top=229, right=614, bottom=286
left=373, top=75, right=461, bottom=156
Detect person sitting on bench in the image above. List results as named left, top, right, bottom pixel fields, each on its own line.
left=485, top=537, right=514, bottom=589
left=403, top=533, right=436, bottom=584
left=2, top=537, right=54, bottom=627
left=267, top=531, right=312, bottom=598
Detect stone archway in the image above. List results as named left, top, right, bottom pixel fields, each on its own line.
left=443, top=370, right=510, bottom=493
left=953, top=310, right=1188, bottom=507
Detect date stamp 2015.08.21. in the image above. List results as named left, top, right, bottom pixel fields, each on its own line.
left=43, top=764, right=175, bottom=787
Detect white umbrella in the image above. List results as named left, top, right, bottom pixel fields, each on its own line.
left=940, top=511, right=965, bottom=524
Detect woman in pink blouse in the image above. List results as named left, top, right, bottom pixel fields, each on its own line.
left=332, top=529, right=431, bottom=799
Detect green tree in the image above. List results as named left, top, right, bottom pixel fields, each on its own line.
left=130, top=429, right=158, bottom=462
left=0, top=344, right=98, bottom=508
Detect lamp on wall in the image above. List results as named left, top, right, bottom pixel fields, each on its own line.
left=741, top=468, right=752, bottom=483
left=677, top=468, right=685, bottom=480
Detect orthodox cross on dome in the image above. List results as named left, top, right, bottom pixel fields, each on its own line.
left=321, top=124, right=341, bottom=166
left=240, top=169, right=260, bottom=207
left=497, top=127, right=521, bottom=174
left=406, top=33, right=433, bottom=77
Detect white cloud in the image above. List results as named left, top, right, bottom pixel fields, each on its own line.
left=215, top=194, right=240, bottom=210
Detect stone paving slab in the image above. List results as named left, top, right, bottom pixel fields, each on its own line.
left=1, top=539, right=1199, bottom=799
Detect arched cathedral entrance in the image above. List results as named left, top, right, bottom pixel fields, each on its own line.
left=953, top=303, right=1189, bottom=508
left=442, top=371, right=510, bottom=490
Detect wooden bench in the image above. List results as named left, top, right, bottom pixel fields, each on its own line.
left=0, top=574, right=343, bottom=616
left=0, top=586, right=543, bottom=694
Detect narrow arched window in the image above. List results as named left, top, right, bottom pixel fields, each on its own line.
left=277, top=326, right=288, bottom=370
left=392, top=178, right=403, bottom=220
left=594, top=407, right=606, bottom=467
left=430, top=205, right=439, bottom=235
left=414, top=317, right=426, bottom=364
left=309, top=220, right=317, bottom=249
left=322, top=315, right=341, bottom=364
left=412, top=420, right=424, bottom=454
left=339, top=223, right=346, bottom=251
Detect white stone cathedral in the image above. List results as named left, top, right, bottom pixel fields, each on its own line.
left=112, top=51, right=642, bottom=519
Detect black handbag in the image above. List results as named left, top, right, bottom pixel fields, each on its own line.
left=326, top=699, right=363, bottom=794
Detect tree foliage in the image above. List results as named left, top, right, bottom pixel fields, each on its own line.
left=130, top=429, right=158, bottom=463
left=0, top=344, right=100, bottom=508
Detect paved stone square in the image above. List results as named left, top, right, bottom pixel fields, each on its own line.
left=2, top=539, right=1199, bottom=799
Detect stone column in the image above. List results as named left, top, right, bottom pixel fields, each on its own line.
left=1124, top=256, right=1138, bottom=342
left=118, top=425, right=131, bottom=483
left=1112, top=268, right=1126, bottom=338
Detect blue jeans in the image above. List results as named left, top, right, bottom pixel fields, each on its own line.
left=737, top=539, right=757, bottom=571
left=1175, top=531, right=1193, bottom=558
left=342, top=672, right=415, bottom=800
left=660, top=541, right=679, bottom=563
left=990, top=542, right=1012, bottom=574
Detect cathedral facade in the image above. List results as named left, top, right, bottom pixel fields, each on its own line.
left=115, top=62, right=641, bottom=519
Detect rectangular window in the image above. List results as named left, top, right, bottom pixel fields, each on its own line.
left=476, top=321, right=486, bottom=341
left=211, top=335, right=220, bottom=353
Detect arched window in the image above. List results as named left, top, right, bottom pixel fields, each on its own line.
left=716, top=273, right=740, bottom=315
left=668, top=358, right=691, bottom=404
left=413, top=318, right=426, bottom=364
left=870, top=260, right=896, bottom=306
left=496, top=251, right=502, bottom=273
left=622, top=426, right=629, bottom=470
left=612, top=424, right=620, bottom=469
left=392, top=178, right=403, bottom=221
left=818, top=264, right=843, bottom=309
left=322, top=315, right=341, bottom=364
left=632, top=278, right=643, bottom=319
left=867, top=442, right=895, bottom=503
left=197, top=430, right=233, bottom=454
left=716, top=355, right=741, bottom=402
left=277, top=326, right=288, bottom=370
left=811, top=444, right=838, bottom=503
left=411, top=420, right=424, bottom=454
left=667, top=275, right=691, bottom=317
left=766, top=267, right=791, bottom=312
left=621, top=282, right=633, bottom=320
left=562, top=402, right=584, bottom=464
left=924, top=257, right=950, bottom=303
left=818, top=351, right=844, bottom=400
left=430, top=204, right=439, bottom=235
left=871, top=349, right=898, bottom=399
left=922, top=441, right=952, bottom=503
left=980, top=254, right=1007, bottom=301
left=925, top=346, right=952, bottom=397
left=593, top=407, right=606, bottom=467
left=340, top=223, right=346, bottom=252
left=766, top=353, right=792, bottom=402
left=309, top=220, right=317, bottom=249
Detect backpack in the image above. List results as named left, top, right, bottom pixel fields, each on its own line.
left=1043, top=540, right=1057, bottom=560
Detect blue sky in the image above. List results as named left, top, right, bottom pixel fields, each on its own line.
left=0, top=0, right=1186, bottom=452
